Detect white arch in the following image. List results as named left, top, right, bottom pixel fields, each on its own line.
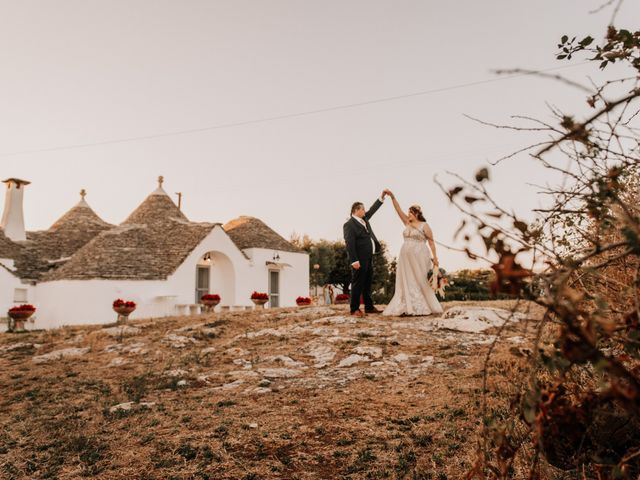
left=197, top=250, right=236, bottom=306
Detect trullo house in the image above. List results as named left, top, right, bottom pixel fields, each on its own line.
left=0, top=177, right=309, bottom=330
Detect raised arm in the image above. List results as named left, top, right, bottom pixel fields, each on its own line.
left=422, top=222, right=439, bottom=266
left=386, top=190, right=409, bottom=225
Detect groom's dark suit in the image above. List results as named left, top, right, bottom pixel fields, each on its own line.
left=343, top=198, right=383, bottom=313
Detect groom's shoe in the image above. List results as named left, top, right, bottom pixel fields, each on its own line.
left=365, top=307, right=383, bottom=314
left=350, top=309, right=365, bottom=317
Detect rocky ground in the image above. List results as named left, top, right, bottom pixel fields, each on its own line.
left=0, top=300, right=546, bottom=479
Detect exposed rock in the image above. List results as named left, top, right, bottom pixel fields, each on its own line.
left=338, top=354, right=371, bottom=368
left=163, top=368, right=189, bottom=377
left=266, top=355, right=307, bottom=368
left=420, top=356, right=435, bottom=367
left=285, top=307, right=335, bottom=318
left=237, top=328, right=286, bottom=340
left=228, top=370, right=261, bottom=380
left=213, top=379, right=244, bottom=390
left=100, top=326, right=141, bottom=337
left=392, top=353, right=410, bottom=363
left=305, top=344, right=336, bottom=368
left=0, top=342, right=42, bottom=353
left=162, top=333, right=198, bottom=348
left=225, top=347, right=249, bottom=357
left=354, top=346, right=383, bottom=359
left=436, top=307, right=525, bottom=333
left=109, top=401, right=155, bottom=413
left=257, top=368, right=303, bottom=378
left=108, top=357, right=128, bottom=367
left=251, top=387, right=272, bottom=394
left=233, top=358, right=253, bottom=369
left=311, top=327, right=340, bottom=337
left=312, top=315, right=357, bottom=325
left=33, top=347, right=90, bottom=364
left=104, top=342, right=147, bottom=354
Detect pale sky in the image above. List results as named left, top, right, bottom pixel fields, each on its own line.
left=1, top=1, right=638, bottom=270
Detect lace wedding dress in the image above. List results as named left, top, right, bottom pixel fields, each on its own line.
left=383, top=222, right=443, bottom=316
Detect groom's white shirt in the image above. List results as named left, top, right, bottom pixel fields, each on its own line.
left=350, top=196, right=384, bottom=266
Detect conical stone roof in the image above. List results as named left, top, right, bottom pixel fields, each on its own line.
left=45, top=187, right=214, bottom=281
left=224, top=216, right=302, bottom=253
left=0, top=228, right=22, bottom=260
left=123, top=190, right=188, bottom=225
left=14, top=193, right=113, bottom=280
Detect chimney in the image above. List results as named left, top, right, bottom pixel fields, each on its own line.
left=1, top=178, right=30, bottom=241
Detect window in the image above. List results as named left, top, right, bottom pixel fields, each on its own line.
left=13, top=288, right=27, bottom=303
left=195, top=266, right=210, bottom=303
left=269, top=270, right=279, bottom=308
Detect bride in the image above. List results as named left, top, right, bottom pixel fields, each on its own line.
left=383, top=190, right=443, bottom=317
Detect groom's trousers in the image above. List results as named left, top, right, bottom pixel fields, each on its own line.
left=350, top=257, right=374, bottom=313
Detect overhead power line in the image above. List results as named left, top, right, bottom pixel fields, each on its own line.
left=0, top=62, right=589, bottom=158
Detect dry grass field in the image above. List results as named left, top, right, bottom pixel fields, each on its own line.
left=0, top=301, right=547, bottom=480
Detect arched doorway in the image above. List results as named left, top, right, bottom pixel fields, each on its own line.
left=196, top=251, right=236, bottom=306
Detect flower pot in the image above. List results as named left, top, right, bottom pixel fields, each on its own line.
left=200, top=299, right=220, bottom=312
left=251, top=298, right=268, bottom=309
left=296, top=301, right=311, bottom=307
left=113, top=305, right=136, bottom=323
left=7, top=310, right=34, bottom=332
left=334, top=299, right=349, bottom=305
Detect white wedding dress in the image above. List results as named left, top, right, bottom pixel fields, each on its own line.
left=383, top=222, right=443, bottom=316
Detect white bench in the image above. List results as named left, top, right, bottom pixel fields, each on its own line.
left=219, top=305, right=253, bottom=312
left=175, top=304, right=202, bottom=316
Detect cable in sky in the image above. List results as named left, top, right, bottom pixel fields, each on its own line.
left=0, top=62, right=590, bottom=158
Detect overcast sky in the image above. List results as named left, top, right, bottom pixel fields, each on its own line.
left=1, top=0, right=638, bottom=270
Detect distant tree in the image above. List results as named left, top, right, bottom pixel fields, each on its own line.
left=327, top=241, right=352, bottom=294
left=444, top=269, right=493, bottom=301
left=308, top=240, right=336, bottom=287
left=298, top=237, right=395, bottom=298
left=289, top=232, right=313, bottom=252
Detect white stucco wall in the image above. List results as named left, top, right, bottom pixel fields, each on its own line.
left=168, top=225, right=251, bottom=307
left=242, top=248, right=309, bottom=308
left=34, top=278, right=173, bottom=328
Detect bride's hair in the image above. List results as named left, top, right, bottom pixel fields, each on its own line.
left=409, top=205, right=426, bottom=222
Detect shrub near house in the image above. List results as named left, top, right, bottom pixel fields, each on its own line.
left=442, top=269, right=493, bottom=301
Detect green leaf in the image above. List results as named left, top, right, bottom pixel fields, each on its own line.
left=579, top=36, right=594, bottom=47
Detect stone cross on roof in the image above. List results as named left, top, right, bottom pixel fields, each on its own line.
left=152, top=176, right=168, bottom=196
left=77, top=188, right=89, bottom=207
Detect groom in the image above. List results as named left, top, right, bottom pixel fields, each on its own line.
left=343, top=191, right=387, bottom=316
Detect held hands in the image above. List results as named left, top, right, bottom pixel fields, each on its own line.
left=383, top=189, right=394, bottom=199
left=352, top=261, right=361, bottom=270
